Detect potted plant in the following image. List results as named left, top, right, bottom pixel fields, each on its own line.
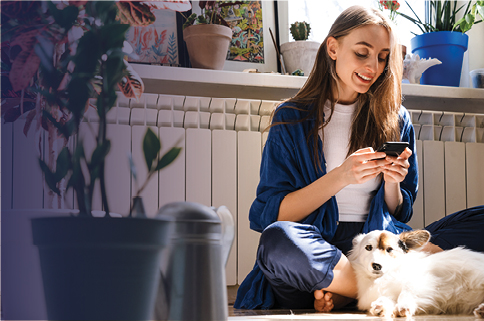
left=2, top=1, right=182, bottom=320
left=398, top=0, right=484, bottom=86
left=280, top=21, right=320, bottom=76
left=182, top=1, right=241, bottom=70
left=1, top=0, right=145, bottom=209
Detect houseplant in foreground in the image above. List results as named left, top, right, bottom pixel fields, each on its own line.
left=398, top=0, right=484, bottom=86
left=26, top=2, right=181, bottom=320
left=280, top=21, right=320, bottom=75
left=0, top=0, right=146, bottom=209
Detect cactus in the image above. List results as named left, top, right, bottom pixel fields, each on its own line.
left=290, top=21, right=311, bottom=41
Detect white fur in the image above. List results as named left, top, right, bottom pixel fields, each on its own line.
left=348, top=230, right=484, bottom=318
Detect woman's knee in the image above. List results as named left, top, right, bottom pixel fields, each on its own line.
left=257, top=221, right=320, bottom=268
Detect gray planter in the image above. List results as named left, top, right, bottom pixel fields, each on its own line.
left=31, top=216, right=172, bottom=320
left=281, top=40, right=320, bottom=75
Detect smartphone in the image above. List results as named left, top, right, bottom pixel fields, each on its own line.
left=376, top=142, right=409, bottom=157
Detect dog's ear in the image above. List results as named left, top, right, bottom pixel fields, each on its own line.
left=352, top=233, right=365, bottom=247
left=399, top=230, right=431, bottom=251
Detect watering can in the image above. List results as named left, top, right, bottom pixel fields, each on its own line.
left=154, top=202, right=235, bottom=320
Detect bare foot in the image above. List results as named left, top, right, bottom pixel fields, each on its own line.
left=314, top=290, right=354, bottom=312
left=314, top=289, right=334, bottom=312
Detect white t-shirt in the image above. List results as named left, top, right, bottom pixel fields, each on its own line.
left=319, top=101, right=381, bottom=222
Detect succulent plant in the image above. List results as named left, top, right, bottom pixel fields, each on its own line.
left=290, top=21, right=311, bottom=41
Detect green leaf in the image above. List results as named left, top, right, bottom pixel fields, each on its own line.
left=54, top=147, right=70, bottom=182
left=67, top=76, right=90, bottom=122
left=155, top=147, right=182, bottom=171
left=39, top=159, right=61, bottom=195
left=477, top=2, right=484, bottom=20
left=74, top=30, right=100, bottom=74
left=455, top=13, right=475, bottom=33
left=100, top=24, right=130, bottom=51
left=90, top=140, right=111, bottom=170
left=41, top=110, right=69, bottom=139
left=143, top=128, right=161, bottom=171
left=47, top=2, right=79, bottom=31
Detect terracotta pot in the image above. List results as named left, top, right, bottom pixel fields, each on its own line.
left=280, top=40, right=320, bottom=75
left=183, top=24, right=232, bottom=70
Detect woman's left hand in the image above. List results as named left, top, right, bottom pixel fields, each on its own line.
left=381, top=147, right=412, bottom=183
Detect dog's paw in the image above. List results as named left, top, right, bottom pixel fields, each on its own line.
left=474, top=303, right=484, bottom=319
left=370, top=297, right=395, bottom=319
left=394, top=303, right=416, bottom=318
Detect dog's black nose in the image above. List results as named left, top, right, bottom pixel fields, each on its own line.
left=372, top=263, right=382, bottom=271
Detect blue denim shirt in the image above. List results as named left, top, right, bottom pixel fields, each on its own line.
left=234, top=102, right=418, bottom=309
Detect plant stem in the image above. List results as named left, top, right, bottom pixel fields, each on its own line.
left=98, top=60, right=110, bottom=217
left=128, top=170, right=155, bottom=216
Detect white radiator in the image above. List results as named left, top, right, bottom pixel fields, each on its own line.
left=2, top=94, right=484, bottom=286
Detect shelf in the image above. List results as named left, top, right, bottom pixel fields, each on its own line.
left=401, top=83, right=484, bottom=114
left=133, top=64, right=484, bottom=113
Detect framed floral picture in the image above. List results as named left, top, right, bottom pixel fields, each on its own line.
left=221, top=0, right=278, bottom=73
left=126, top=9, right=189, bottom=67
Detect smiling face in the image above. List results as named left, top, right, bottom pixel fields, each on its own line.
left=326, top=24, right=390, bottom=104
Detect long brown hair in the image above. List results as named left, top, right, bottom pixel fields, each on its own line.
left=272, top=5, right=403, bottom=171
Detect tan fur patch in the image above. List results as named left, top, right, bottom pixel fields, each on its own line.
left=378, top=232, right=390, bottom=250
left=399, top=230, right=431, bottom=250
left=378, top=232, right=399, bottom=257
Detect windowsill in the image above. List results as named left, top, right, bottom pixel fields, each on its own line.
left=134, top=64, right=484, bottom=113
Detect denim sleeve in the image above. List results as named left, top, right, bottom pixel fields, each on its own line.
left=249, top=136, right=298, bottom=232
left=397, top=107, right=418, bottom=223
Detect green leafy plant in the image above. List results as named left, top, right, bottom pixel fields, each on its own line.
left=32, top=1, right=181, bottom=217
left=2, top=1, right=184, bottom=215
left=1, top=1, right=144, bottom=208
left=37, top=1, right=131, bottom=216
left=398, top=0, right=484, bottom=34
left=128, top=128, right=182, bottom=216
left=290, top=21, right=311, bottom=41
left=182, top=1, right=244, bottom=29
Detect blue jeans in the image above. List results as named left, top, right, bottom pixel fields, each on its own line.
left=256, top=221, right=362, bottom=309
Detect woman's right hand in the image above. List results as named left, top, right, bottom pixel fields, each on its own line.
left=336, top=147, right=390, bottom=186
left=279, top=147, right=389, bottom=222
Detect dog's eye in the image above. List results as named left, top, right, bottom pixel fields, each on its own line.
left=365, top=244, right=373, bottom=251
left=387, top=247, right=393, bottom=253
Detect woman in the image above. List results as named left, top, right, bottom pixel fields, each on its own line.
left=234, top=5, right=484, bottom=312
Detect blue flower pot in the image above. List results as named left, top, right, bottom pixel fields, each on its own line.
left=411, top=31, right=468, bottom=87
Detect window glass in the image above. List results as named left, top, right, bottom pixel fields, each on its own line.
left=287, top=0, right=425, bottom=49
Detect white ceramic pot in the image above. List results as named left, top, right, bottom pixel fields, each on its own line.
left=280, top=41, right=320, bottom=75
left=183, top=24, right=232, bottom=70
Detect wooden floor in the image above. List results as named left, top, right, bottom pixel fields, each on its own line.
left=228, top=287, right=478, bottom=321
left=229, top=306, right=480, bottom=320
left=227, top=286, right=481, bottom=320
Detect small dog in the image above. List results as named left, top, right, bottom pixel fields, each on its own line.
left=348, top=229, right=484, bottom=318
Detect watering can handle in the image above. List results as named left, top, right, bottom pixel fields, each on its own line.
left=214, top=206, right=235, bottom=267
